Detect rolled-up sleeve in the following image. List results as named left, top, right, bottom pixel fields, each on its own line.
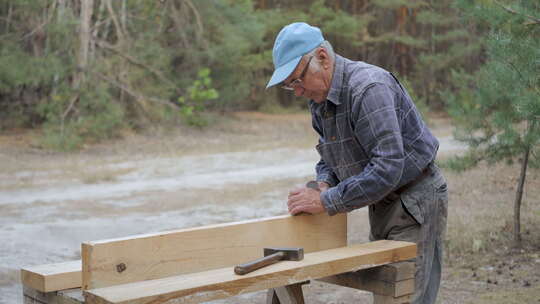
left=321, top=83, right=405, bottom=215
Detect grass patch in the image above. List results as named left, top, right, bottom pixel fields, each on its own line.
left=444, top=160, right=540, bottom=263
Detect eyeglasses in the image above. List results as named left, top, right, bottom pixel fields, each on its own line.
left=281, top=56, right=313, bottom=91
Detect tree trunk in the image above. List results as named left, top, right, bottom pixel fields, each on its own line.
left=105, top=0, right=127, bottom=103
left=105, top=0, right=125, bottom=43
left=5, top=2, right=12, bottom=33
left=513, top=145, right=530, bottom=247
left=395, top=6, right=409, bottom=76
left=75, top=0, right=93, bottom=88
left=90, top=0, right=106, bottom=60
left=57, top=0, right=65, bottom=21
left=62, top=0, right=92, bottom=138
left=119, top=0, right=128, bottom=105
left=121, top=0, right=127, bottom=37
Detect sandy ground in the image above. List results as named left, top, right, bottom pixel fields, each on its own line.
left=0, top=112, right=538, bottom=304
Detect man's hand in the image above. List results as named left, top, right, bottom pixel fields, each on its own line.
left=287, top=186, right=326, bottom=215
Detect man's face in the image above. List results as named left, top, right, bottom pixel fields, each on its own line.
left=281, top=49, right=332, bottom=103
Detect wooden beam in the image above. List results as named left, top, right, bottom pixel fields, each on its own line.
left=365, top=261, right=415, bottom=282
left=84, top=240, right=416, bottom=304
left=317, top=261, right=415, bottom=297
left=20, top=214, right=346, bottom=293
left=21, top=261, right=81, bottom=293
left=82, top=213, right=347, bottom=290
left=318, top=275, right=414, bottom=297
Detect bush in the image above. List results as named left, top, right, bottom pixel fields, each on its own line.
left=37, top=83, right=124, bottom=151
left=177, top=68, right=219, bottom=127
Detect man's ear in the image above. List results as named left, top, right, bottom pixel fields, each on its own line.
left=316, top=48, right=330, bottom=69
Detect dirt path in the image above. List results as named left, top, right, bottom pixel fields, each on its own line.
left=1, top=112, right=537, bottom=304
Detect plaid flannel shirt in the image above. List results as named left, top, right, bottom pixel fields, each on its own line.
left=311, top=55, right=439, bottom=216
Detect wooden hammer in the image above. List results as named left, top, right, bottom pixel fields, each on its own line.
left=234, top=247, right=304, bottom=275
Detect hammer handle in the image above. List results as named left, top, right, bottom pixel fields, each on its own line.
left=234, top=251, right=285, bottom=275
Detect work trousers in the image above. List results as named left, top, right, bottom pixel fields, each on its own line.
left=369, top=163, right=448, bottom=304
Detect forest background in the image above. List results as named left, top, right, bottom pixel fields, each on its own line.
left=1, top=0, right=539, bottom=246
left=0, top=1, right=539, bottom=303
left=0, top=0, right=484, bottom=149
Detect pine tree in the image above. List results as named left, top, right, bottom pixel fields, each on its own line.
left=351, top=0, right=481, bottom=108
left=0, top=0, right=492, bottom=149
left=448, top=0, right=540, bottom=246
left=366, top=0, right=428, bottom=76
left=413, top=0, right=482, bottom=108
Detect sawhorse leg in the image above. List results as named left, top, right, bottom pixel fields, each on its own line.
left=266, top=281, right=308, bottom=304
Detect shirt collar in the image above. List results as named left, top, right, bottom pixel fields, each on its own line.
left=325, top=54, right=344, bottom=105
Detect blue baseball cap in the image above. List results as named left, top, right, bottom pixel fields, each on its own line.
left=266, top=22, right=324, bottom=89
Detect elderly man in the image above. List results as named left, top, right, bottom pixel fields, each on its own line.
left=266, top=23, right=448, bottom=304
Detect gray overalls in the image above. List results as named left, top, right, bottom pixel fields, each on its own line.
left=313, top=56, right=448, bottom=304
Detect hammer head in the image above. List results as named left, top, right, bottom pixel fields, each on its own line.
left=264, top=247, right=304, bottom=261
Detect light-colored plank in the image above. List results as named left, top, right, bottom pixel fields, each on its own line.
left=319, top=274, right=414, bottom=297
left=84, top=240, right=416, bottom=304
left=317, top=261, right=415, bottom=296
left=368, top=261, right=415, bottom=282
left=82, top=213, right=347, bottom=290
left=391, top=279, right=414, bottom=297
left=21, top=261, right=81, bottom=293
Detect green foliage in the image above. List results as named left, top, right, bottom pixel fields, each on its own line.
left=37, top=83, right=124, bottom=151
left=196, top=0, right=267, bottom=110
left=396, top=75, right=431, bottom=124
left=447, top=0, right=540, bottom=169
left=308, top=0, right=368, bottom=46
left=442, top=150, right=481, bottom=172
left=0, top=0, right=496, bottom=148
left=178, top=68, right=219, bottom=127
left=355, top=0, right=483, bottom=109
left=372, top=0, right=427, bottom=9
left=369, top=33, right=427, bottom=48
left=0, top=0, right=77, bottom=129
left=411, top=0, right=482, bottom=108
left=416, top=10, right=455, bottom=26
